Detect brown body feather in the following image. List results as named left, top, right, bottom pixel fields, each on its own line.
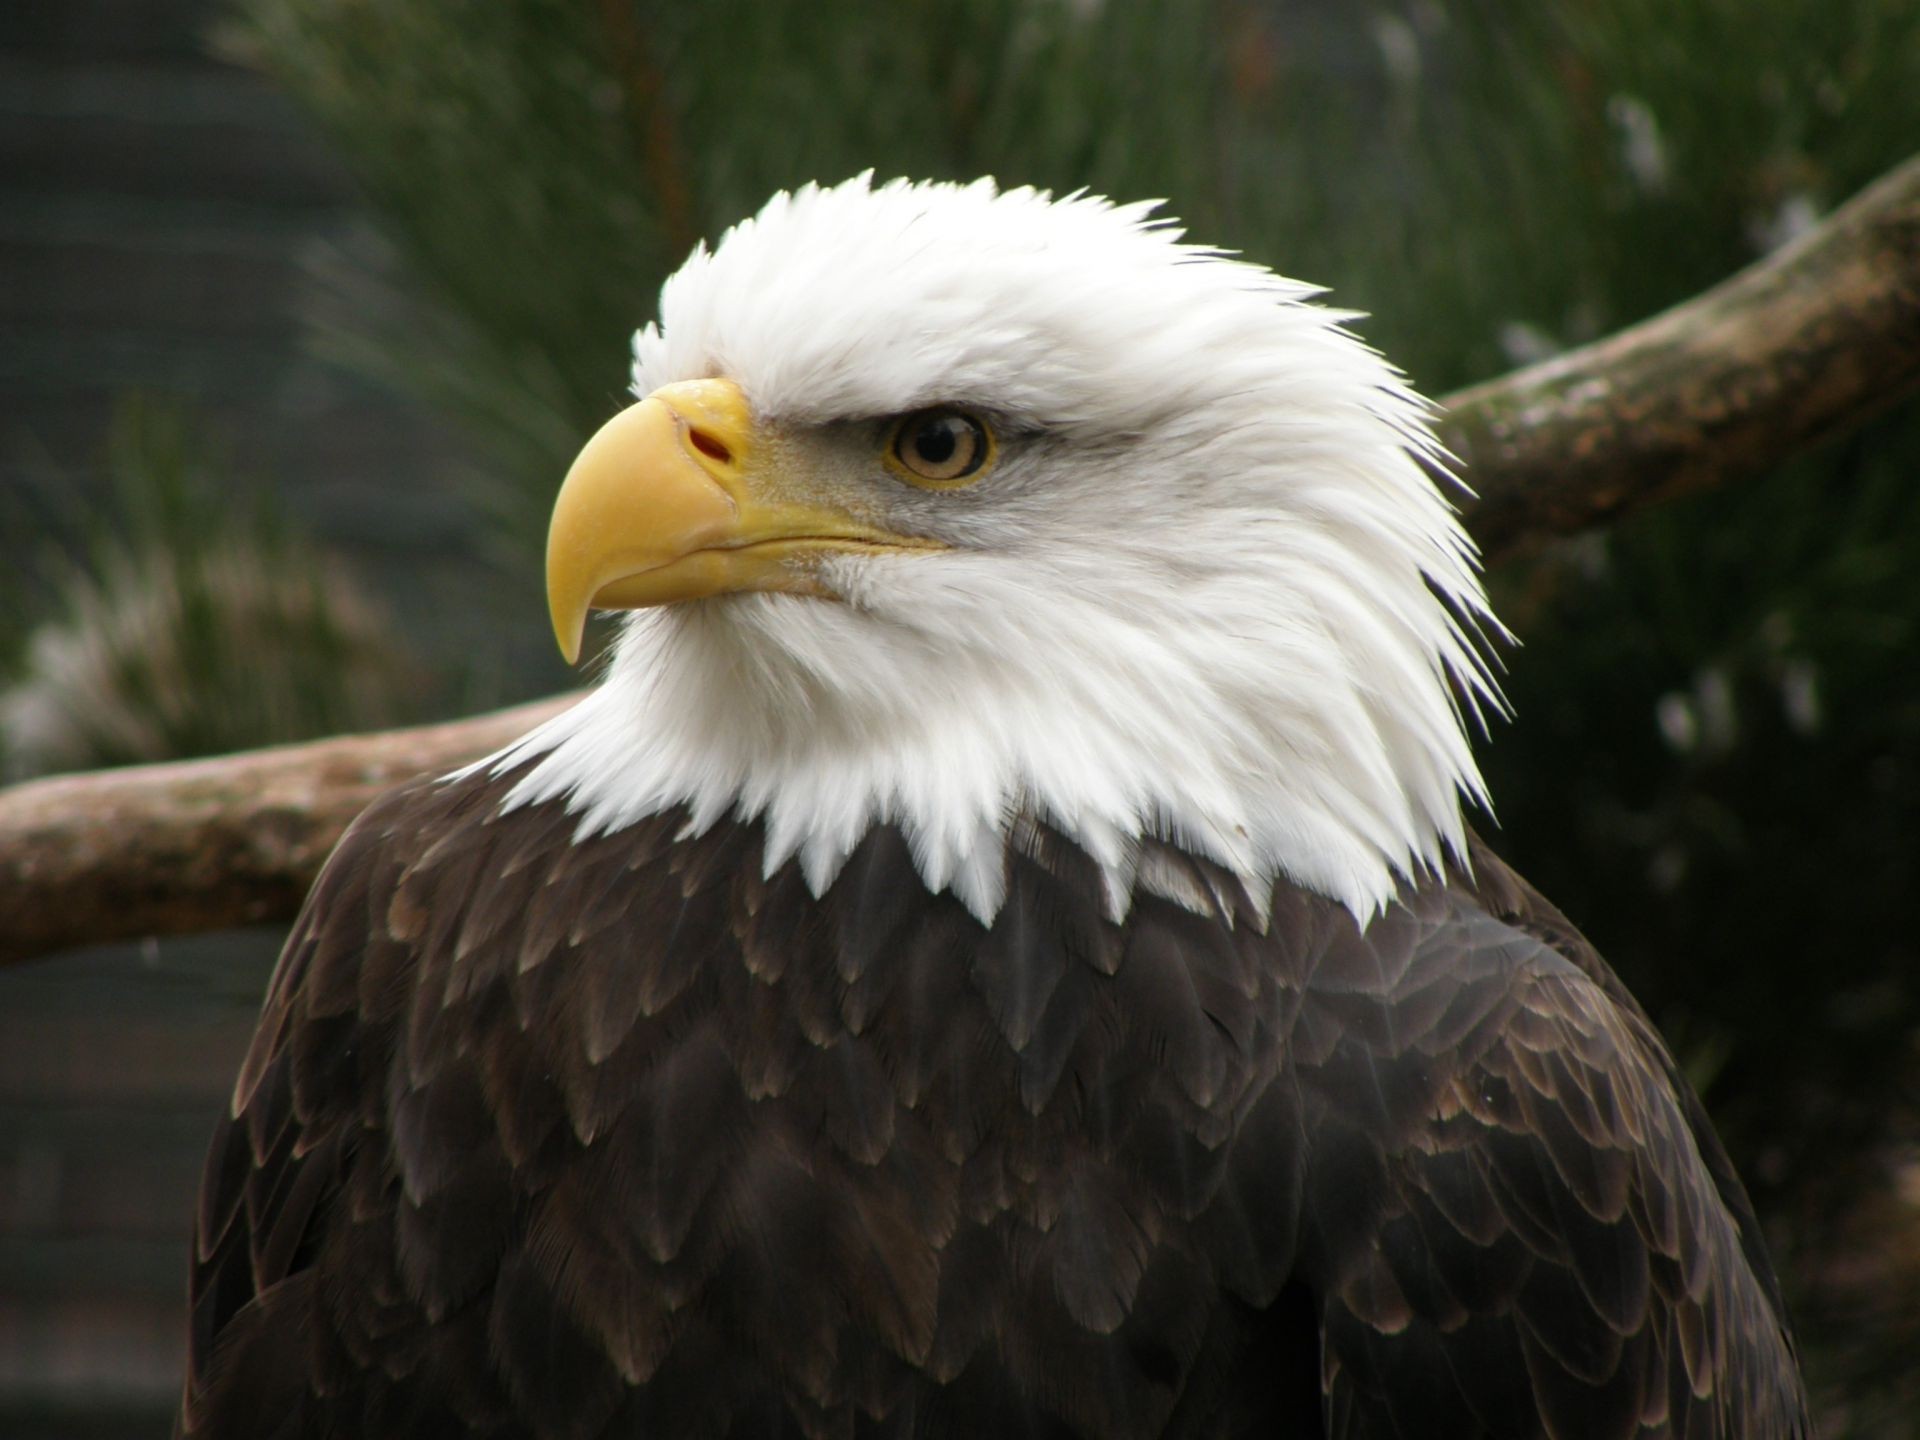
left=177, top=766, right=1809, bottom=1438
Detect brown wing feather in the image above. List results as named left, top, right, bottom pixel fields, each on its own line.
left=1458, top=830, right=1797, bottom=1334
left=1295, top=848, right=1810, bottom=1438
left=178, top=775, right=1806, bottom=1439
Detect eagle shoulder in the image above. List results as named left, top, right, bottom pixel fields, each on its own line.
left=1293, top=853, right=1811, bottom=1438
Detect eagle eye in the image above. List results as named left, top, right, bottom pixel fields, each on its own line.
left=887, top=409, right=993, bottom=487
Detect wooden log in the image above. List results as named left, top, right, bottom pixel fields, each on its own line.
left=0, top=697, right=573, bottom=965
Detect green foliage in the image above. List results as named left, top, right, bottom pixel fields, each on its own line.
left=226, top=0, right=1920, bottom=1425
left=0, top=397, right=424, bottom=777
left=229, top=0, right=1920, bottom=530
left=226, top=0, right=1246, bottom=546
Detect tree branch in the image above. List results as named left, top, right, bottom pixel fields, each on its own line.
left=4, top=156, right=1919, bottom=966
left=0, top=697, right=573, bottom=965
left=1444, top=153, right=1920, bottom=564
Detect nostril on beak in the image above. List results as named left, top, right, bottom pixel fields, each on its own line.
left=687, top=426, right=733, bottom=465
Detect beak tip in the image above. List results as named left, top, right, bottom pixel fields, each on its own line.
left=552, top=609, right=586, bottom=668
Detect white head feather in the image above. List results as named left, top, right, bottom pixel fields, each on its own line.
left=487, top=174, right=1505, bottom=925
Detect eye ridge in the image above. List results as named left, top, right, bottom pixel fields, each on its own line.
left=889, top=408, right=993, bottom=485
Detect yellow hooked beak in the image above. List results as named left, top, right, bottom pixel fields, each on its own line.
left=546, top=378, right=941, bottom=663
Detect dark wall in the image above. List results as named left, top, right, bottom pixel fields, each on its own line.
left=1, top=4, right=456, bottom=1434
left=0, top=0, right=470, bottom=531
left=0, top=938, right=272, bottom=1439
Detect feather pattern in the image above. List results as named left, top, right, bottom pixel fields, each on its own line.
left=177, top=772, right=1809, bottom=1439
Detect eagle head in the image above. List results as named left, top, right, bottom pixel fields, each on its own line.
left=506, top=175, right=1503, bottom=924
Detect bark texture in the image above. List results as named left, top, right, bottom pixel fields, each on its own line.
left=0, top=698, right=572, bottom=965
left=1445, top=153, right=1920, bottom=563
left=4, top=155, right=1919, bottom=965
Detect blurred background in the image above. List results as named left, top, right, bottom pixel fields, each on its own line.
left=2, top=0, right=1916, bottom=1435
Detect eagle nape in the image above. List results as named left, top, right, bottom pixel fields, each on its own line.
left=177, top=176, right=1810, bottom=1440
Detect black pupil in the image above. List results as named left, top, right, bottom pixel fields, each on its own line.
left=914, top=418, right=961, bottom=465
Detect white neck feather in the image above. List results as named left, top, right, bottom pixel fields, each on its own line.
left=483, top=510, right=1496, bottom=927
left=462, top=176, right=1505, bottom=926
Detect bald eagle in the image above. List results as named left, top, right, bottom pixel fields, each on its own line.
left=178, top=177, right=1809, bottom=1439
